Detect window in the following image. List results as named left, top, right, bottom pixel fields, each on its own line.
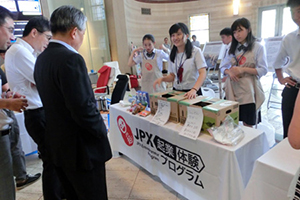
left=189, top=14, right=209, bottom=44
left=90, top=0, right=105, bottom=21
left=258, top=4, right=297, bottom=39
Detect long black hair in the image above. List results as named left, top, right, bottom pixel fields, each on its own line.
left=169, top=23, right=193, bottom=63
left=229, top=18, right=256, bottom=55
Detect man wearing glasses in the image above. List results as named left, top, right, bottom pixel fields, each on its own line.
left=5, top=16, right=64, bottom=200
left=0, top=6, right=29, bottom=200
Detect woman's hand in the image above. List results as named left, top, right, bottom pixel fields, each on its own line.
left=153, top=77, right=163, bottom=91
left=184, top=88, right=197, bottom=99
left=230, top=66, right=244, bottom=76
left=225, top=68, right=239, bottom=82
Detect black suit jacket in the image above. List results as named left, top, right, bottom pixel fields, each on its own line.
left=34, top=42, right=112, bottom=170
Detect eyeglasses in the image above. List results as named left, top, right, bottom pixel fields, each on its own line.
left=43, top=33, right=52, bottom=41
left=4, top=26, right=14, bottom=34
left=36, top=28, right=52, bottom=41
left=38, top=32, right=52, bottom=41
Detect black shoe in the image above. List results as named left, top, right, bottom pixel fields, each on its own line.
left=16, top=173, right=41, bottom=190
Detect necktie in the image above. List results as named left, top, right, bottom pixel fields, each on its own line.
left=146, top=52, right=155, bottom=57
left=223, top=48, right=228, bottom=59
left=238, top=45, right=245, bottom=51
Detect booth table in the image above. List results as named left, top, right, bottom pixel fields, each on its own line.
left=242, top=138, right=300, bottom=200
left=110, top=104, right=269, bottom=200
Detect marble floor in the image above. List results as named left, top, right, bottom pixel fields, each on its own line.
left=16, top=153, right=188, bottom=200
left=16, top=72, right=284, bottom=200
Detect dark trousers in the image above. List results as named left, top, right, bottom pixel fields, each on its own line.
left=281, top=86, right=299, bottom=138
left=55, top=161, right=108, bottom=200
left=24, top=107, right=64, bottom=200
left=4, top=110, right=27, bottom=181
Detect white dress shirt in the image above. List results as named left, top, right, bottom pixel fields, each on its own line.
left=273, top=28, right=300, bottom=82
left=5, top=38, right=42, bottom=109
left=220, top=42, right=268, bottom=78
left=191, top=40, right=201, bottom=48
left=169, top=46, right=207, bottom=90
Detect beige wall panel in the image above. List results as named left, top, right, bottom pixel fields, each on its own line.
left=105, top=0, right=287, bottom=74
left=124, top=0, right=287, bottom=43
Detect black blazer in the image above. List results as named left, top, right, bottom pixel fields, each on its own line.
left=34, top=42, right=112, bottom=170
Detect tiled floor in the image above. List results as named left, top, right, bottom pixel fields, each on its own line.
left=16, top=71, right=284, bottom=200
left=16, top=153, right=187, bottom=200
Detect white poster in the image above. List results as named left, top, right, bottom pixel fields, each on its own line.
left=264, top=36, right=284, bottom=69
left=179, top=107, right=203, bottom=140
left=151, top=100, right=170, bottom=125
left=203, top=41, right=223, bottom=69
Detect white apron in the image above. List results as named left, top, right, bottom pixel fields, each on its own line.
left=223, top=49, right=265, bottom=110
left=141, top=51, right=166, bottom=94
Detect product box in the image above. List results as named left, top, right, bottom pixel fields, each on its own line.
left=136, top=90, right=150, bottom=107
left=149, top=91, right=171, bottom=115
left=202, top=99, right=239, bottom=132
left=178, top=96, right=208, bottom=124
left=162, top=94, right=187, bottom=123
left=149, top=90, right=185, bottom=115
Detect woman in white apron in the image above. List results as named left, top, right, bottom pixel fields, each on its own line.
left=220, top=18, right=268, bottom=127
left=153, top=23, right=207, bottom=99
left=128, top=34, right=169, bottom=94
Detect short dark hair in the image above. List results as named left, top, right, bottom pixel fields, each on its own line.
left=287, top=0, right=300, bottom=8
left=50, top=5, right=87, bottom=34
left=192, top=35, right=196, bottom=38
left=142, top=34, right=155, bottom=43
left=23, top=16, right=50, bottom=37
left=0, top=6, right=14, bottom=26
left=220, top=28, right=232, bottom=36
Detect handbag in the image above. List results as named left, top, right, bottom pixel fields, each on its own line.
left=129, top=75, right=139, bottom=88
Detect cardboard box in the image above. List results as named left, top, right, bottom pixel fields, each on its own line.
left=149, top=91, right=185, bottom=115
left=202, top=99, right=239, bottom=132
left=149, top=91, right=171, bottom=115
left=178, top=96, right=208, bottom=124
left=163, top=94, right=187, bottom=123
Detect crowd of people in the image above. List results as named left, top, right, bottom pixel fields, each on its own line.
left=0, top=5, right=111, bottom=200
left=0, top=0, right=300, bottom=199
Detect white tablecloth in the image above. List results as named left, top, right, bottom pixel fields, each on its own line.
left=109, top=104, right=269, bottom=200
left=242, top=138, right=300, bottom=200
left=14, top=112, right=37, bottom=155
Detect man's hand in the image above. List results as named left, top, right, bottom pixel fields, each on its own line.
left=2, top=91, right=25, bottom=99
left=278, top=76, right=297, bottom=88
left=4, top=98, right=28, bottom=112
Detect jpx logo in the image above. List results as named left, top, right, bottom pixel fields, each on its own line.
left=134, top=128, right=154, bottom=147
left=117, top=116, right=134, bottom=146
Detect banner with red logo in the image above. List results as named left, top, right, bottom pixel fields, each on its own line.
left=109, top=104, right=269, bottom=200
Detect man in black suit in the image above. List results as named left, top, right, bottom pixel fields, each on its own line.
left=34, top=5, right=112, bottom=200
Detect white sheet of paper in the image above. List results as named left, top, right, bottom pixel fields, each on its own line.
left=151, top=100, right=170, bottom=126
left=179, top=106, right=203, bottom=140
